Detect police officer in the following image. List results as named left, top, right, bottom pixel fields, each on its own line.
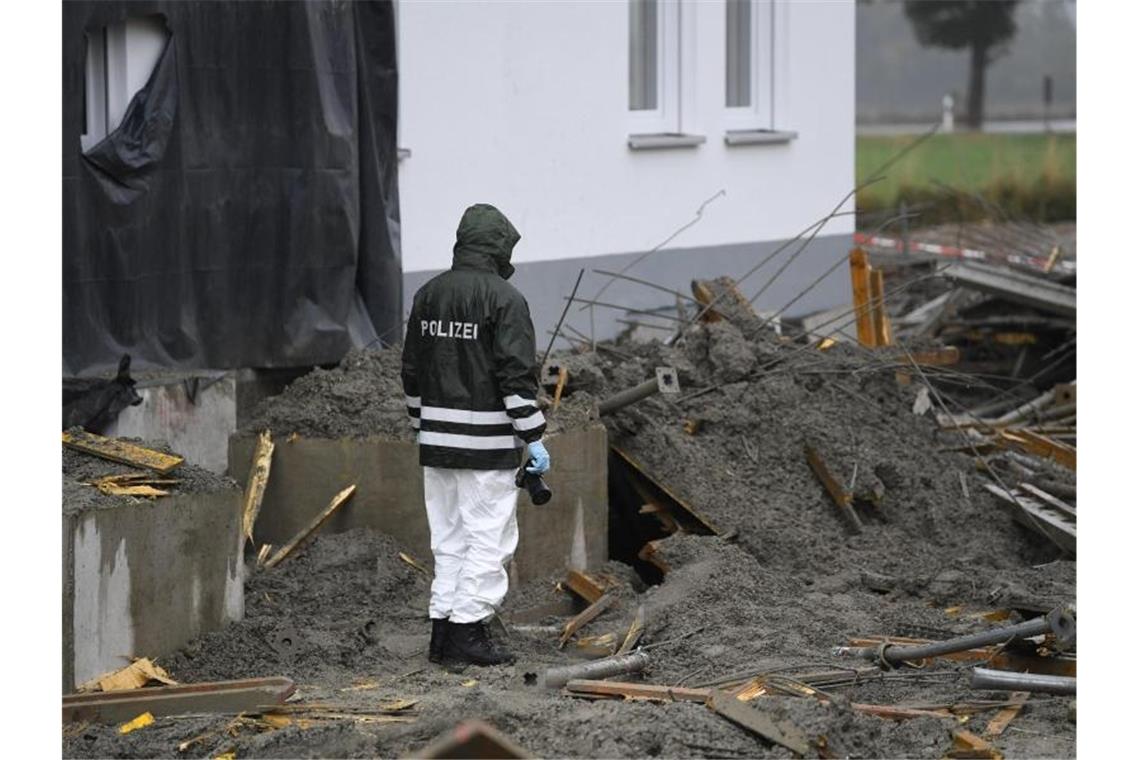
left=401, top=203, right=550, bottom=666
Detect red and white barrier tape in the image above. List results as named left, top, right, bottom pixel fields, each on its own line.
left=852, top=232, right=1075, bottom=274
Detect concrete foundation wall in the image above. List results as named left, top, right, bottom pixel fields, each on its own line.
left=62, top=491, right=244, bottom=692
left=228, top=426, right=609, bottom=583
left=107, top=377, right=237, bottom=474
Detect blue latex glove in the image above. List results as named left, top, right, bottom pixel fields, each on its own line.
left=526, top=440, right=550, bottom=475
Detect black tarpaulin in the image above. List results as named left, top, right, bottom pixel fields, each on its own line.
left=63, top=0, right=401, bottom=375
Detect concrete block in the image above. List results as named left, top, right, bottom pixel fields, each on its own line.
left=228, top=426, right=609, bottom=583
left=106, top=369, right=307, bottom=474
left=62, top=491, right=244, bottom=693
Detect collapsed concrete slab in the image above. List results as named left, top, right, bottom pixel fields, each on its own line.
left=228, top=425, right=608, bottom=583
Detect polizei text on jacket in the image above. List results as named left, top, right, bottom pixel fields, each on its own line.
left=422, top=320, right=480, bottom=340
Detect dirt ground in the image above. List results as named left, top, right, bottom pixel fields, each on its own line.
left=63, top=316, right=1075, bottom=759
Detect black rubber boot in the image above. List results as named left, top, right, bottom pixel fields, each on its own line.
left=428, top=618, right=449, bottom=664
left=443, top=621, right=516, bottom=666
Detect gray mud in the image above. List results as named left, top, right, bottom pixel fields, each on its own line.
left=62, top=435, right=236, bottom=515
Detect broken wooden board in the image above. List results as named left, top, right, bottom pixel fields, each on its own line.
left=946, top=728, right=1004, bottom=759
left=96, top=483, right=170, bottom=498
left=983, top=483, right=1075, bottom=556
left=804, top=443, right=862, bottom=534
left=1017, top=483, right=1076, bottom=519
left=91, top=473, right=178, bottom=498
left=984, top=691, right=1030, bottom=738
left=999, top=429, right=1076, bottom=471
left=77, top=658, right=178, bottom=693
left=63, top=430, right=183, bottom=474
left=849, top=247, right=875, bottom=347
left=564, top=679, right=709, bottom=703
left=552, top=366, right=570, bottom=411
left=574, top=633, right=618, bottom=657
left=64, top=677, right=296, bottom=724
left=264, top=484, right=357, bottom=569
left=565, top=569, right=609, bottom=604
left=900, top=346, right=961, bottom=366
left=869, top=268, right=893, bottom=347
left=616, top=605, right=645, bottom=655
left=638, top=539, right=670, bottom=574
left=558, top=593, right=615, bottom=649
left=707, top=689, right=811, bottom=756
left=241, top=429, right=275, bottom=545
left=411, top=719, right=532, bottom=759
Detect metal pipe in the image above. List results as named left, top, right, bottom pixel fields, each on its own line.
left=540, top=651, right=651, bottom=689
left=833, top=607, right=1075, bottom=667
left=970, top=667, right=1076, bottom=696
left=597, top=378, right=660, bottom=416
left=597, top=368, right=679, bottom=416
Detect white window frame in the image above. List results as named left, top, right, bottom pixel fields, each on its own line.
left=628, top=0, right=681, bottom=135
left=724, top=0, right=775, bottom=131
left=81, top=16, right=168, bottom=152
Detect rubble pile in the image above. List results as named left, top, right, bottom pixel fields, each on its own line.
left=64, top=263, right=1077, bottom=759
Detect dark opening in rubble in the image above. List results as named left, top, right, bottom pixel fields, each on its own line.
left=607, top=447, right=718, bottom=585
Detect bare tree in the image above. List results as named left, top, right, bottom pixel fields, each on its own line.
left=903, top=1, right=1020, bottom=128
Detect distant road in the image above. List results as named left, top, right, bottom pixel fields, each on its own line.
left=858, top=119, right=1076, bottom=136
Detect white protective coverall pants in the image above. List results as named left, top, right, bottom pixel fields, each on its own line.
left=423, top=466, right=520, bottom=623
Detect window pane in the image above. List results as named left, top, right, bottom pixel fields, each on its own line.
left=726, top=0, right=751, bottom=107
left=629, top=0, right=658, bottom=111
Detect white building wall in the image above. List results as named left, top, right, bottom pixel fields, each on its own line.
left=397, top=0, right=855, bottom=274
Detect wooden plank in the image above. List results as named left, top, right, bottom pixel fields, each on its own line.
left=241, top=430, right=275, bottom=545
left=851, top=703, right=950, bottom=720
left=690, top=280, right=723, bottom=323
left=1018, top=483, right=1076, bottom=519
left=558, top=593, right=615, bottom=649
left=638, top=540, right=669, bottom=574
left=564, top=680, right=709, bottom=703
left=869, top=268, right=893, bottom=347
left=264, top=485, right=356, bottom=569
left=984, top=691, right=1030, bottom=738
left=707, top=689, right=811, bottom=756
left=552, top=367, right=569, bottom=411
left=983, top=483, right=1075, bottom=555
left=804, top=444, right=862, bottom=534
left=616, top=605, right=645, bottom=655
left=906, top=346, right=961, bottom=366
left=63, top=677, right=296, bottom=724
left=849, top=248, right=876, bottom=347
left=565, top=570, right=606, bottom=604
left=947, top=728, right=1003, bottom=759
left=1000, top=429, right=1075, bottom=471
left=62, top=430, right=183, bottom=474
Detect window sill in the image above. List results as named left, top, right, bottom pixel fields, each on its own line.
left=627, top=133, right=707, bottom=150
left=397, top=147, right=412, bottom=161
left=724, top=129, right=798, bottom=146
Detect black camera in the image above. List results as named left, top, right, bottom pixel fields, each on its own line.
left=516, top=459, right=552, bottom=505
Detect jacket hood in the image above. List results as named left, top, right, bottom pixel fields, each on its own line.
left=452, top=203, right=520, bottom=279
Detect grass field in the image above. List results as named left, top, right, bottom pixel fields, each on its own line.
left=856, top=132, right=1076, bottom=222
left=857, top=132, right=1077, bottom=200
